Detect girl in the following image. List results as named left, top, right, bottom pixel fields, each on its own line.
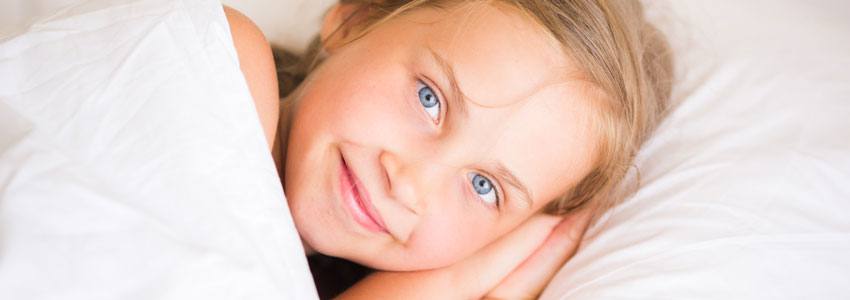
left=225, top=0, right=671, bottom=298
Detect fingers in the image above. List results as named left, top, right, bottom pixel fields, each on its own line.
left=486, top=210, right=593, bottom=299
left=452, top=214, right=564, bottom=297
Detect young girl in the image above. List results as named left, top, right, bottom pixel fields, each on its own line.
left=225, top=0, right=671, bottom=298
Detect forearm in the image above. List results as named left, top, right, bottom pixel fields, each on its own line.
left=336, top=269, right=472, bottom=300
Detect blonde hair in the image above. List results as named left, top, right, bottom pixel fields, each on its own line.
left=275, top=0, right=672, bottom=217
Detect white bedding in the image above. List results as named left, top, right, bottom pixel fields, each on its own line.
left=3, top=0, right=850, bottom=299
left=0, top=0, right=317, bottom=299
left=541, top=1, right=850, bottom=298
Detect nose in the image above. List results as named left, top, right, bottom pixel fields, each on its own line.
left=379, top=150, right=426, bottom=214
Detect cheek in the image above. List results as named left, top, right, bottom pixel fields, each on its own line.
left=304, top=72, right=414, bottom=142
left=402, top=210, right=497, bottom=268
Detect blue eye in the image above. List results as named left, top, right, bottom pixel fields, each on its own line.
left=468, top=173, right=498, bottom=206
left=416, top=80, right=441, bottom=122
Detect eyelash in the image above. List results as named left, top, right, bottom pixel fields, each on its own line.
left=415, top=78, right=444, bottom=125
left=468, top=171, right=502, bottom=209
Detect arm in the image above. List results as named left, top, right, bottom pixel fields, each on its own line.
left=223, top=5, right=279, bottom=151
left=338, top=268, right=459, bottom=299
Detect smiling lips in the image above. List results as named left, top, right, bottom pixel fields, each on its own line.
left=340, top=156, right=388, bottom=233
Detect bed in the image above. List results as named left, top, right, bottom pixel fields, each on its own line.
left=2, top=0, right=849, bottom=299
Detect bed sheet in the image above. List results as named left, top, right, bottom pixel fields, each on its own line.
left=0, top=0, right=317, bottom=298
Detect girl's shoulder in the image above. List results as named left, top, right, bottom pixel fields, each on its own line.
left=223, top=5, right=279, bottom=151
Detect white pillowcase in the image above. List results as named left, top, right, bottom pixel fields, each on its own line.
left=0, top=0, right=316, bottom=298
left=541, top=0, right=850, bottom=298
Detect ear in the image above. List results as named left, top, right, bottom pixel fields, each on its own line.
left=320, top=3, right=370, bottom=53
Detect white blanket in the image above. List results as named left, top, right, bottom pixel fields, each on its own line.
left=0, top=0, right=317, bottom=299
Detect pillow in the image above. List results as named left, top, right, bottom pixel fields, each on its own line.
left=0, top=0, right=316, bottom=298
left=541, top=0, right=850, bottom=298
left=0, top=0, right=80, bottom=39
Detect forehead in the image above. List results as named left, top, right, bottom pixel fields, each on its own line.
left=421, top=1, right=573, bottom=105
left=374, top=2, right=599, bottom=204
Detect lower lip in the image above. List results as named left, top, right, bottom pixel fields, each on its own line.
left=339, top=159, right=386, bottom=233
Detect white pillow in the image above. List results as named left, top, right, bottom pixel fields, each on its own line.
left=542, top=0, right=850, bottom=298
left=0, top=0, right=316, bottom=298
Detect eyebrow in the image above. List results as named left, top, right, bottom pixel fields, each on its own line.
left=493, top=162, right=534, bottom=209
left=426, top=47, right=469, bottom=117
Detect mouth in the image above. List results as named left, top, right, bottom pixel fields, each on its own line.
left=339, top=154, right=388, bottom=234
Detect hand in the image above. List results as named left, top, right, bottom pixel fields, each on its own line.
left=452, top=211, right=592, bottom=299
left=336, top=211, right=591, bottom=300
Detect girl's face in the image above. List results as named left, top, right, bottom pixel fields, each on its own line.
left=285, top=2, right=599, bottom=271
